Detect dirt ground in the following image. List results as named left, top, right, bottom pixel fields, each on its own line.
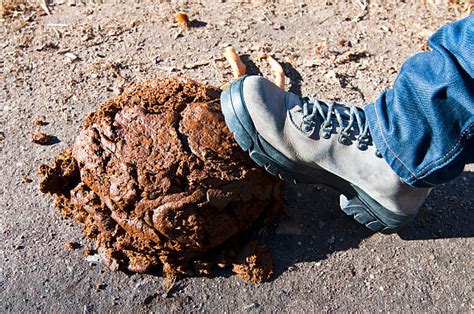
left=1, top=0, right=473, bottom=312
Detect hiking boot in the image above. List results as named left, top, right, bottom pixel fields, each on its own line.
left=220, top=75, right=431, bottom=232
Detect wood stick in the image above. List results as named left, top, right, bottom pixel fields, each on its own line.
left=260, top=53, right=285, bottom=90
left=223, top=47, right=246, bottom=79
left=38, top=0, right=51, bottom=15
left=175, top=12, right=190, bottom=30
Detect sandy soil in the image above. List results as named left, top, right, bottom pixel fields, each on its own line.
left=1, top=0, right=473, bottom=312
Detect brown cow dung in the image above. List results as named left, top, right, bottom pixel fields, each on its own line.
left=39, top=77, right=284, bottom=283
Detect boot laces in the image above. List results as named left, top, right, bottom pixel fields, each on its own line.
left=300, top=96, right=373, bottom=151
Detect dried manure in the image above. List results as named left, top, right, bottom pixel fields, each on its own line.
left=39, top=77, right=284, bottom=283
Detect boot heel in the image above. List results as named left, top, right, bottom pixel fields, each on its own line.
left=340, top=195, right=391, bottom=233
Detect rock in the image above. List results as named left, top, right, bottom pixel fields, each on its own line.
left=243, top=303, right=259, bottom=310
left=85, top=254, right=101, bottom=264
left=32, top=133, right=54, bottom=145
left=64, top=52, right=79, bottom=63
left=64, top=241, right=80, bottom=250
left=33, top=115, right=48, bottom=126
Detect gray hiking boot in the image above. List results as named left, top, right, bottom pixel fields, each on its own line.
left=220, top=75, right=431, bottom=232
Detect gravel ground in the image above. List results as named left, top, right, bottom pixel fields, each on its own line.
left=1, top=1, right=473, bottom=312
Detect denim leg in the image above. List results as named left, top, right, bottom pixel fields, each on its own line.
left=364, top=15, right=474, bottom=188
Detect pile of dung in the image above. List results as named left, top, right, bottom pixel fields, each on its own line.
left=39, top=77, right=284, bottom=283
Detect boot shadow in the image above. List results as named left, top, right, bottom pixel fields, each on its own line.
left=258, top=183, right=373, bottom=278
left=398, top=170, right=473, bottom=240
left=281, top=62, right=303, bottom=96
left=240, top=55, right=262, bottom=76
left=259, top=169, right=472, bottom=278
left=239, top=57, right=303, bottom=97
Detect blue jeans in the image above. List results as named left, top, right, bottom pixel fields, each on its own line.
left=365, top=15, right=474, bottom=188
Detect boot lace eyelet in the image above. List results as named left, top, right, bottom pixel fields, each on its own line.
left=320, top=121, right=332, bottom=139
left=338, top=132, right=351, bottom=145
left=301, top=97, right=373, bottom=149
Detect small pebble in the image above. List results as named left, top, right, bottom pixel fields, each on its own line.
left=85, top=254, right=101, bottom=264
left=83, top=246, right=94, bottom=256
left=20, top=177, right=32, bottom=184
left=64, top=242, right=80, bottom=250
left=243, top=303, right=259, bottom=310
left=32, top=133, right=54, bottom=145
left=33, top=116, right=48, bottom=126
left=95, top=283, right=107, bottom=291
left=64, top=52, right=79, bottom=63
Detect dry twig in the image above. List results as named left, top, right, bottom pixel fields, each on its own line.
left=183, top=60, right=211, bottom=69
left=161, top=275, right=177, bottom=298
left=354, top=0, right=368, bottom=22
left=260, top=53, right=285, bottom=90
left=175, top=12, right=189, bottom=30
left=223, top=46, right=246, bottom=79
left=37, top=0, right=50, bottom=15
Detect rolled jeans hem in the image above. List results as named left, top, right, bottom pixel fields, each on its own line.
left=365, top=103, right=472, bottom=188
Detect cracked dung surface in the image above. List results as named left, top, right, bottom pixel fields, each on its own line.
left=39, top=77, right=284, bottom=283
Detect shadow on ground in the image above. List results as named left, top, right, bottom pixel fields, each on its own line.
left=281, top=62, right=303, bottom=96
left=259, top=170, right=473, bottom=278
left=259, top=183, right=373, bottom=278
left=189, top=20, right=207, bottom=28
left=240, top=57, right=303, bottom=97
left=398, top=171, right=473, bottom=240
left=240, top=55, right=263, bottom=77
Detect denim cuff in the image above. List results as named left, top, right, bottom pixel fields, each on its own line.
left=364, top=102, right=424, bottom=187
left=365, top=102, right=473, bottom=188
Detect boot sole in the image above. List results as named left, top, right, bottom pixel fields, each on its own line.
left=220, top=77, right=415, bottom=233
